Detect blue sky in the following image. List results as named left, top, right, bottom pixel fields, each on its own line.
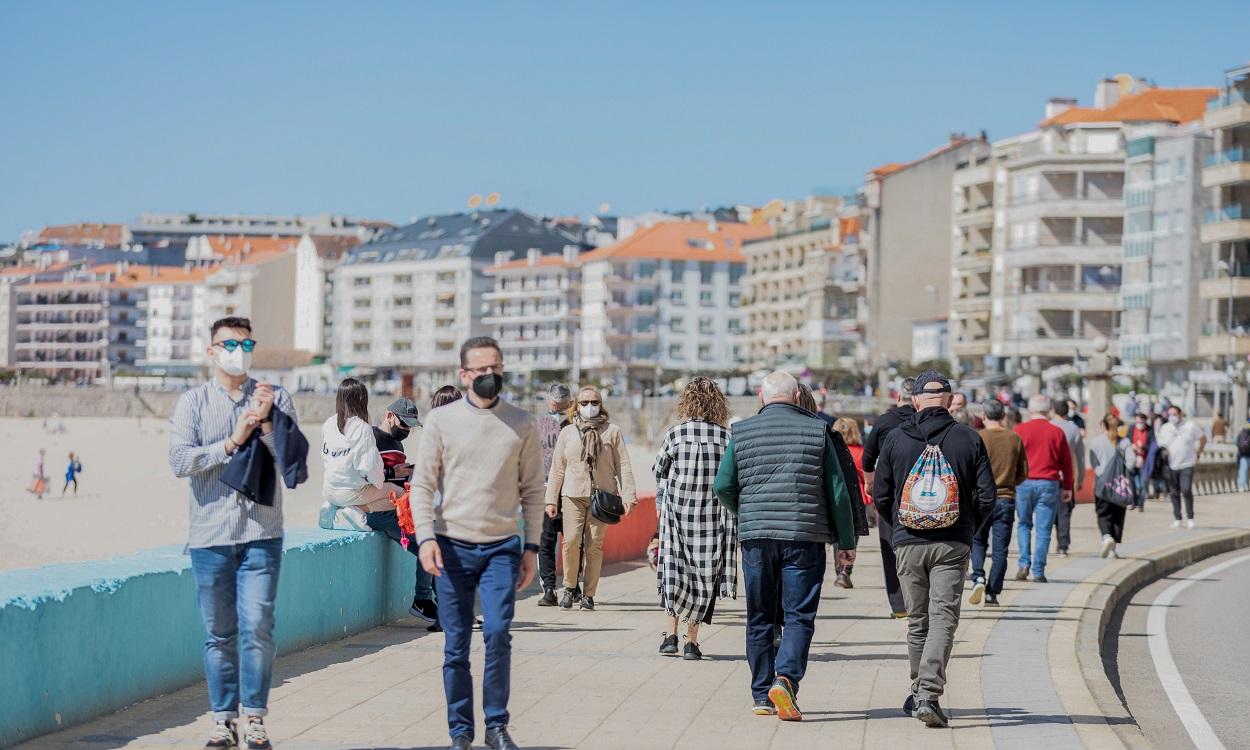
left=1, top=1, right=1247, bottom=241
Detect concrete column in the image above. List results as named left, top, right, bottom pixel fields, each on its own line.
left=1234, top=365, right=1249, bottom=424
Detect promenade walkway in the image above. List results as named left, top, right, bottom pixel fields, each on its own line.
left=20, top=493, right=1250, bottom=750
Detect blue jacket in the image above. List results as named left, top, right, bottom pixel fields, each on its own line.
left=221, top=407, right=309, bottom=505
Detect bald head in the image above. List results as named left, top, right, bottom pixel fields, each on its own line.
left=760, top=371, right=799, bottom=405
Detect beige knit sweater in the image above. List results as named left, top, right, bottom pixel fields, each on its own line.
left=544, top=422, right=638, bottom=507
left=410, top=397, right=545, bottom=547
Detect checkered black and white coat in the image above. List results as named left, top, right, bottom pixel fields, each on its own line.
left=652, top=419, right=738, bottom=622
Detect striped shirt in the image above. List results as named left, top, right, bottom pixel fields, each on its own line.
left=168, top=377, right=297, bottom=548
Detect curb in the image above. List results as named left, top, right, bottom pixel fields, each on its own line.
left=1074, top=528, right=1250, bottom=749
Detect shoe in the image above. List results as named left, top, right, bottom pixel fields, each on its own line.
left=968, top=579, right=985, bottom=606
left=768, top=676, right=802, bottom=721
left=242, top=718, right=271, bottom=750
left=659, top=633, right=679, bottom=656
left=560, top=590, right=574, bottom=609
left=1015, top=567, right=1028, bottom=581
left=985, top=594, right=1000, bottom=606
left=450, top=735, right=473, bottom=750
left=204, top=720, right=237, bottom=749
left=580, top=596, right=595, bottom=611
left=537, top=587, right=558, bottom=607
left=1058, top=549, right=1069, bottom=558
left=1033, top=574, right=1048, bottom=583
left=485, top=725, right=519, bottom=750
left=834, top=572, right=852, bottom=589
left=473, top=616, right=484, bottom=631
left=1100, top=535, right=1115, bottom=559
left=1171, top=520, right=1182, bottom=529
left=1187, top=519, right=1196, bottom=529
left=1111, top=550, right=1121, bottom=559
left=753, top=698, right=777, bottom=715
left=683, top=642, right=703, bottom=661
left=409, top=597, right=438, bottom=623
left=890, top=610, right=909, bottom=619
left=915, top=699, right=949, bottom=728
left=427, top=622, right=443, bottom=633
left=570, top=587, right=583, bottom=602
left=902, top=693, right=917, bottom=717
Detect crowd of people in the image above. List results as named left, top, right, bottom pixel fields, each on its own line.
left=167, top=315, right=1233, bottom=749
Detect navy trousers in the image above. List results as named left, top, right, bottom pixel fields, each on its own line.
left=741, top=539, right=826, bottom=701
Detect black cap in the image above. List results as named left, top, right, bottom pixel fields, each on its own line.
left=913, top=370, right=952, bottom=394
left=387, top=397, right=421, bottom=427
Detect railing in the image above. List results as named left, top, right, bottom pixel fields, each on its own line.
left=1202, top=262, right=1250, bottom=279
left=1208, top=89, right=1250, bottom=110
left=1126, top=137, right=1155, bottom=158
left=1204, top=146, right=1250, bottom=167
left=1204, top=204, right=1248, bottom=223
left=1202, top=322, right=1250, bottom=336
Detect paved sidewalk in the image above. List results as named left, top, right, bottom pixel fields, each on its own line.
left=19, top=493, right=1250, bottom=750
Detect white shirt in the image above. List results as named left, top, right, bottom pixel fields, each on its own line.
left=1157, top=420, right=1205, bottom=470
left=320, top=415, right=384, bottom=505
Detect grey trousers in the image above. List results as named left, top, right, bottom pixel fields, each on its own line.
left=895, top=541, right=971, bottom=701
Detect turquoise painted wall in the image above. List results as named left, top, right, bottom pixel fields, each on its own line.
left=0, top=529, right=419, bottom=749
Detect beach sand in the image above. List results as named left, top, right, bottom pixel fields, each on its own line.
left=0, top=417, right=656, bottom=572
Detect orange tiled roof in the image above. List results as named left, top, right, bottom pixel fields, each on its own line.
left=870, top=163, right=905, bottom=177
left=306, top=234, right=361, bottom=261
left=93, top=264, right=215, bottom=287
left=37, top=223, right=126, bottom=245
left=839, top=216, right=861, bottom=237
left=578, top=221, right=770, bottom=264
left=1040, top=87, right=1218, bottom=127
left=205, top=234, right=297, bottom=265
left=486, top=254, right=575, bottom=273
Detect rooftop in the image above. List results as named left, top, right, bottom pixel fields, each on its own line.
left=94, top=264, right=214, bottom=287
left=345, top=210, right=576, bottom=265
left=485, top=254, right=575, bottom=273
left=578, top=220, right=770, bottom=264
left=36, top=223, right=128, bottom=246
left=1039, top=87, right=1219, bottom=127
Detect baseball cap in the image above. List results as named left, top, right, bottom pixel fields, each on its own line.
left=913, top=370, right=952, bottom=394
left=387, top=397, right=421, bottom=427
left=547, top=383, right=571, bottom=402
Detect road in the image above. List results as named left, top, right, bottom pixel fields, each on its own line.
left=1107, top=547, right=1250, bottom=750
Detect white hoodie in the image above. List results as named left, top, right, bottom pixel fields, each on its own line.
left=321, top=415, right=384, bottom=506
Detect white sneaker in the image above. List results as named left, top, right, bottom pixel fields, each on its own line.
left=205, top=720, right=238, bottom=748
left=1187, top=519, right=1196, bottom=530
left=1171, top=520, right=1182, bottom=529
left=242, top=718, right=271, bottom=750
left=1100, top=535, right=1116, bottom=558
left=968, top=579, right=986, bottom=606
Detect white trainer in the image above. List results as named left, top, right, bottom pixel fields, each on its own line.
left=1100, top=534, right=1116, bottom=558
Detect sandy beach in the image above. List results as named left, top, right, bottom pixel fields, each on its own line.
left=0, top=417, right=656, bottom=572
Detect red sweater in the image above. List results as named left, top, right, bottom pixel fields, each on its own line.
left=1014, top=418, right=1075, bottom=491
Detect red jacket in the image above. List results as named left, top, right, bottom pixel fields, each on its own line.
left=1014, top=418, right=1075, bottom=492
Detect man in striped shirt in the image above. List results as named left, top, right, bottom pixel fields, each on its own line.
left=168, top=316, right=296, bottom=750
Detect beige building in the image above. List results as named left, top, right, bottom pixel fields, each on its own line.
left=197, top=235, right=300, bottom=363
left=294, top=234, right=361, bottom=356
left=483, top=247, right=582, bottom=380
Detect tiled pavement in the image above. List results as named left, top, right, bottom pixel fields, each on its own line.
left=18, top=493, right=1250, bottom=750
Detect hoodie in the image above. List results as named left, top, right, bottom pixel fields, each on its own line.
left=861, top=404, right=916, bottom=474
left=872, top=407, right=997, bottom=549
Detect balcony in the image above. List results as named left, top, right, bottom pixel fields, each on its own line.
left=954, top=204, right=994, bottom=227
left=1125, top=137, right=1155, bottom=159
left=1199, top=269, right=1250, bottom=300
left=15, top=340, right=108, bottom=350
left=1003, top=242, right=1122, bottom=268
left=1200, top=204, right=1250, bottom=244
left=1202, top=147, right=1250, bottom=188
left=1204, top=89, right=1250, bottom=130
left=951, top=338, right=992, bottom=357
left=951, top=295, right=992, bottom=315
left=1015, top=285, right=1119, bottom=311
left=1009, top=192, right=1124, bottom=220
left=1198, top=323, right=1250, bottom=357
left=996, top=336, right=1118, bottom=359
left=482, top=285, right=566, bottom=301
left=952, top=250, right=992, bottom=271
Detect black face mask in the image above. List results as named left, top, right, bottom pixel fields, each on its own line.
left=472, top=372, right=503, bottom=401
left=389, top=424, right=411, bottom=441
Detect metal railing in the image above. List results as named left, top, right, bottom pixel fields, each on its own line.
left=1204, top=146, right=1250, bottom=167
left=1208, top=88, right=1250, bottom=110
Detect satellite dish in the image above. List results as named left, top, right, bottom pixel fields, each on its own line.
left=485, top=192, right=501, bottom=207
left=598, top=202, right=611, bottom=215
left=467, top=194, right=483, bottom=209
left=1114, top=73, right=1134, bottom=95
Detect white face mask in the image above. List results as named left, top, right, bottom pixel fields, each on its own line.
left=1168, top=415, right=1180, bottom=425
left=578, top=404, right=600, bottom=420
left=216, top=346, right=251, bottom=377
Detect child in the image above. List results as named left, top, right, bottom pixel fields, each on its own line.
left=319, top=378, right=394, bottom=530
left=63, top=452, right=83, bottom=496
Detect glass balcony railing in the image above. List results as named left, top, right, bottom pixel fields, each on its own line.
left=1204, top=146, right=1250, bottom=167
left=1126, top=137, right=1156, bottom=158
left=1204, top=204, right=1248, bottom=224
left=1208, top=89, right=1250, bottom=111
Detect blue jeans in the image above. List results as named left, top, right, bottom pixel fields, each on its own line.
left=970, top=498, right=1015, bottom=596
left=741, top=539, right=826, bottom=701
left=435, top=535, right=520, bottom=741
left=1239, top=457, right=1250, bottom=492
left=366, top=510, right=434, bottom=599
left=189, top=538, right=283, bottom=721
left=1015, top=479, right=1060, bottom=577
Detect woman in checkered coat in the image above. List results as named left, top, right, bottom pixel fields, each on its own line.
left=652, top=377, right=738, bottom=660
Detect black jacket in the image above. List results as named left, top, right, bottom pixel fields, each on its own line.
left=861, top=404, right=916, bottom=474
left=220, top=407, right=310, bottom=505
left=871, top=407, right=996, bottom=549
left=816, top=410, right=870, bottom=537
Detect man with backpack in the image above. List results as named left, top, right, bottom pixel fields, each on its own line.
left=872, top=371, right=996, bottom=729
left=862, top=377, right=917, bottom=618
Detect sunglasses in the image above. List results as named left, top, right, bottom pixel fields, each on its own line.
left=578, top=400, right=601, bottom=406
left=214, top=338, right=256, bottom=353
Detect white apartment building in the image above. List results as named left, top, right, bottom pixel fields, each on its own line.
left=294, top=234, right=360, bottom=355
left=483, top=247, right=581, bottom=380
left=132, top=212, right=388, bottom=240
left=124, top=265, right=211, bottom=376
left=949, top=144, right=999, bottom=374
left=578, top=220, right=769, bottom=388
left=11, top=276, right=110, bottom=380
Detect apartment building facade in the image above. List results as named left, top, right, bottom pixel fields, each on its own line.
left=294, top=234, right=360, bottom=355
left=483, top=247, right=582, bottom=380
left=200, top=236, right=300, bottom=363
left=12, top=276, right=111, bottom=380
left=949, top=144, right=1001, bottom=374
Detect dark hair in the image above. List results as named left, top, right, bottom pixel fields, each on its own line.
left=459, top=336, right=502, bottom=368
left=796, top=383, right=819, bottom=413
left=211, top=316, right=252, bottom=338
left=981, top=399, right=1005, bottom=421
left=431, top=385, right=463, bottom=409
left=1052, top=399, right=1069, bottom=417
left=335, top=378, right=370, bottom=433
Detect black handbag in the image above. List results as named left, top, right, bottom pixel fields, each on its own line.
left=587, top=458, right=626, bottom=524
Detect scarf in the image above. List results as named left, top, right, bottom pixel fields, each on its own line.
left=576, top=413, right=610, bottom=465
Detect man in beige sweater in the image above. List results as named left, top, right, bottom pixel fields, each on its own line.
left=410, top=336, right=544, bottom=750
left=968, top=398, right=1029, bottom=607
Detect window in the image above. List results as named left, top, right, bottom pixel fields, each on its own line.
left=637, top=291, right=655, bottom=306
left=393, top=319, right=412, bottom=329
left=393, top=341, right=412, bottom=352
left=353, top=298, right=372, bottom=309
left=1153, top=211, right=1170, bottom=235
left=1152, top=160, right=1170, bottom=182
left=671, top=289, right=685, bottom=306
left=670, top=260, right=686, bottom=278
left=394, top=297, right=412, bottom=307
left=353, top=321, right=371, bottom=330
left=728, top=318, right=742, bottom=333
left=699, top=290, right=714, bottom=306
left=670, top=317, right=685, bottom=333
left=353, top=277, right=372, bottom=288
left=669, top=344, right=684, bottom=359
left=395, top=274, right=412, bottom=285
left=729, top=291, right=742, bottom=306
left=699, top=262, right=715, bottom=284
left=1174, top=209, right=1186, bottom=235
left=1174, top=156, right=1186, bottom=180
left=636, top=261, right=657, bottom=279
left=698, top=344, right=712, bottom=360
left=729, top=264, right=746, bottom=284
left=699, top=318, right=714, bottom=334
left=436, top=271, right=456, bottom=284
left=352, top=343, right=370, bottom=353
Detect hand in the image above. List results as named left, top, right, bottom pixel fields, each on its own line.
left=516, top=549, right=537, bottom=591
left=545, top=503, right=559, bottom=519
left=230, top=409, right=261, bottom=447
left=392, top=464, right=414, bottom=480
left=419, top=539, right=444, bottom=577
left=252, top=383, right=275, bottom=420
left=624, top=499, right=637, bottom=516
left=1062, top=489, right=1073, bottom=502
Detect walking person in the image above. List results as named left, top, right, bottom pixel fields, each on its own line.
left=713, top=371, right=857, bottom=721
left=862, top=377, right=916, bottom=617
left=1088, top=415, right=1131, bottom=558
left=1128, top=411, right=1158, bottom=510
left=62, top=451, right=83, bottom=496
left=968, top=399, right=1028, bottom=607
left=1050, top=399, right=1085, bottom=558
left=545, top=386, right=638, bottom=611
left=832, top=417, right=870, bottom=587
left=872, top=371, right=996, bottom=728
left=28, top=448, right=47, bottom=498
left=536, top=384, right=572, bottom=607
left=168, top=316, right=307, bottom=750
left=1014, top=395, right=1073, bottom=583
left=1156, top=405, right=1206, bottom=529
left=409, top=337, right=545, bottom=750
left=652, top=377, right=737, bottom=660
left=1237, top=419, right=1250, bottom=492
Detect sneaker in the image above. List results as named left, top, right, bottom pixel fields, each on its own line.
left=1058, top=549, right=1070, bottom=558
left=768, top=676, right=802, bottom=721
left=570, top=586, right=583, bottom=602
left=242, top=718, right=271, bottom=750
left=891, top=610, right=909, bottom=619
left=1171, top=520, right=1182, bottom=529
left=968, top=579, right=985, bottom=606
left=409, top=597, right=437, bottom=623
left=473, top=616, right=484, bottom=631
left=902, top=693, right=917, bottom=717
left=1100, top=535, right=1116, bottom=559
left=1033, top=574, right=1048, bottom=583
left=485, top=725, right=520, bottom=750
left=1187, top=519, right=1196, bottom=529
left=1111, top=550, right=1122, bottom=560
left=537, top=587, right=558, bottom=607
left=915, top=699, right=949, bottom=728
left=752, top=699, right=777, bottom=716
left=985, top=594, right=1000, bottom=606
left=683, top=642, right=703, bottom=661
left=834, top=572, right=853, bottom=589
left=580, top=596, right=595, bottom=611
left=560, top=590, right=575, bottom=609
left=1015, top=566, right=1028, bottom=581
left=205, top=720, right=237, bottom=749
left=427, top=622, right=443, bottom=633
left=659, top=633, right=679, bottom=656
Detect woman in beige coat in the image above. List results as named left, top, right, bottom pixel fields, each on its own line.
left=545, top=386, right=637, bottom=610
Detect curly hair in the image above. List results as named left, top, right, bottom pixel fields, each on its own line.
left=833, top=417, right=863, bottom=446
left=676, top=376, right=729, bottom=426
